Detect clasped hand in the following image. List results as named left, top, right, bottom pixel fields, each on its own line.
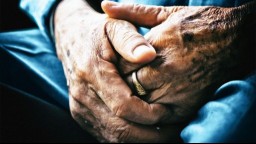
left=54, top=0, right=256, bottom=142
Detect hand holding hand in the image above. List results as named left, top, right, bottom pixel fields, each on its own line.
left=54, top=0, right=184, bottom=142
left=102, top=1, right=256, bottom=122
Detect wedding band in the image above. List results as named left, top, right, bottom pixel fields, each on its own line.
left=132, top=71, right=147, bottom=96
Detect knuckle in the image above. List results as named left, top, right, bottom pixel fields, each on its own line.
left=69, top=82, right=89, bottom=102
left=73, top=59, right=92, bottom=79
left=69, top=85, right=82, bottom=100
left=122, top=31, right=140, bottom=44
left=155, top=6, right=167, bottom=21
left=112, top=101, right=129, bottom=118
left=131, top=4, right=144, bottom=14
left=116, top=126, right=131, bottom=142
left=70, top=109, right=78, bottom=119
left=105, top=19, right=136, bottom=42
left=74, top=64, right=86, bottom=78
left=105, top=118, right=131, bottom=142
left=105, top=20, right=117, bottom=40
left=69, top=103, right=79, bottom=120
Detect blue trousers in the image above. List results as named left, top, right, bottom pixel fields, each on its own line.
left=0, top=29, right=255, bottom=142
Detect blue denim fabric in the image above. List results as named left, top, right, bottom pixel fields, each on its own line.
left=19, top=0, right=59, bottom=43
left=0, top=29, right=69, bottom=109
left=0, top=0, right=255, bottom=142
left=112, top=0, right=254, bottom=35
left=181, top=74, right=256, bottom=142
left=114, top=0, right=252, bottom=6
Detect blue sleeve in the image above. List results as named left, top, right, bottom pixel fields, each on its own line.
left=188, top=0, right=253, bottom=7
left=181, top=73, right=256, bottom=142
left=19, top=0, right=60, bottom=43
left=115, top=0, right=254, bottom=7
left=20, top=0, right=254, bottom=41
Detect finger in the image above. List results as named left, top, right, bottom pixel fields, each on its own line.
left=68, top=80, right=111, bottom=123
left=105, top=18, right=156, bottom=64
left=71, top=85, right=184, bottom=142
left=84, top=37, right=171, bottom=125
left=102, top=1, right=184, bottom=27
left=69, top=96, right=96, bottom=129
left=126, top=66, right=162, bottom=92
left=70, top=96, right=107, bottom=142
left=126, top=66, right=201, bottom=123
left=94, top=60, right=170, bottom=124
left=127, top=124, right=185, bottom=143
left=117, top=57, right=147, bottom=75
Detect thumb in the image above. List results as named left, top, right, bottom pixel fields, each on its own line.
left=101, top=1, right=184, bottom=27
left=105, top=19, right=156, bottom=64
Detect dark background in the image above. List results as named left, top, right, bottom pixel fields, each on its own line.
left=0, top=0, right=103, bottom=32
left=0, top=1, right=97, bottom=142
left=0, top=0, right=36, bottom=32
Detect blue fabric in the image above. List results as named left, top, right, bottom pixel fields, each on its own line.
left=187, top=0, right=252, bottom=6
left=19, top=0, right=60, bottom=43
left=112, top=0, right=254, bottom=35
left=0, top=29, right=69, bottom=109
left=181, top=74, right=256, bottom=142
left=114, top=0, right=252, bottom=6
left=0, top=0, right=255, bottom=142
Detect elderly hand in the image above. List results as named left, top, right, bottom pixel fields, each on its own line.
left=102, top=1, right=256, bottom=123
left=54, top=0, right=185, bottom=142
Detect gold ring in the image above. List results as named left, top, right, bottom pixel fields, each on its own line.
left=132, top=71, right=147, bottom=96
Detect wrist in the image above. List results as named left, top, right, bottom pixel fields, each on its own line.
left=55, top=0, right=96, bottom=23
left=54, top=0, right=99, bottom=60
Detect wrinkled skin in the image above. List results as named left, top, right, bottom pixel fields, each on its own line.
left=103, top=1, right=256, bottom=122
left=54, top=0, right=184, bottom=142
left=55, top=0, right=256, bottom=142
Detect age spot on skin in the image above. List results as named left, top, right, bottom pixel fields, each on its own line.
left=67, top=49, right=70, bottom=57
left=183, top=32, right=194, bottom=42
left=68, top=68, right=72, bottom=74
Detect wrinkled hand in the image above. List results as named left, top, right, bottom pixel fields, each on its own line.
left=54, top=0, right=185, bottom=142
left=102, top=1, right=256, bottom=122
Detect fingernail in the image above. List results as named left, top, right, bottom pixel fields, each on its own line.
left=133, top=45, right=156, bottom=62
